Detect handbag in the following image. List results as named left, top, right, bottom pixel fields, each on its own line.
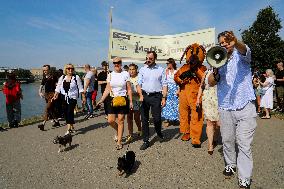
left=111, top=96, right=126, bottom=107
left=259, top=88, right=266, bottom=96
left=259, top=83, right=274, bottom=96
left=109, top=72, right=127, bottom=107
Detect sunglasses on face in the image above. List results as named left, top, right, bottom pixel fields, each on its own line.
left=67, top=67, right=74, bottom=70
left=113, top=61, right=122, bottom=64
left=146, top=57, right=154, bottom=61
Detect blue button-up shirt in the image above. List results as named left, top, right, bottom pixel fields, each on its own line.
left=217, top=45, right=255, bottom=110
left=138, top=64, right=167, bottom=93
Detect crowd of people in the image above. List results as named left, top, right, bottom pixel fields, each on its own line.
left=1, top=30, right=284, bottom=189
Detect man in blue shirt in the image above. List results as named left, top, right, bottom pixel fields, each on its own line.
left=208, top=31, right=257, bottom=189
left=137, top=51, right=168, bottom=150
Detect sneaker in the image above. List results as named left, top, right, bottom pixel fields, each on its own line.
left=223, top=165, right=236, bottom=179
left=125, top=135, right=133, bottom=143
left=12, top=121, right=19, bottom=128
left=140, top=141, right=150, bottom=150
left=88, top=114, right=95, bottom=119
left=157, top=133, right=164, bottom=143
left=38, top=124, right=44, bottom=131
left=65, top=130, right=73, bottom=135
left=239, top=179, right=251, bottom=189
left=52, top=121, right=60, bottom=127
left=84, top=114, right=91, bottom=120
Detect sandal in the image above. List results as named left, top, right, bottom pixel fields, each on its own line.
left=113, top=135, right=118, bottom=142
left=261, top=116, right=271, bottom=119
left=163, top=121, right=170, bottom=128
left=116, top=144, right=123, bottom=150
left=208, top=145, right=214, bottom=155
left=125, top=135, right=133, bottom=143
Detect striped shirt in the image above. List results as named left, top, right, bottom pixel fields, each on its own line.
left=217, top=45, right=255, bottom=110
left=138, top=64, right=167, bottom=93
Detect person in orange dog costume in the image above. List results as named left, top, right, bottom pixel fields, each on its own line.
left=174, top=43, right=207, bottom=147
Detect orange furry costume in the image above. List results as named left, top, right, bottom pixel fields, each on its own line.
left=174, top=43, right=207, bottom=146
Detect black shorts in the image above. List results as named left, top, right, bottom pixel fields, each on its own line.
left=107, top=96, right=129, bottom=115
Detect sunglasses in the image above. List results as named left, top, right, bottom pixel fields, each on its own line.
left=146, top=57, right=154, bottom=61
left=113, top=61, right=122, bottom=64
left=67, top=67, right=74, bottom=70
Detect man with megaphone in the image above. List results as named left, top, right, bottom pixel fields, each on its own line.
left=208, top=31, right=257, bottom=189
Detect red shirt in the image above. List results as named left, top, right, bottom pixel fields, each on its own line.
left=2, top=81, right=22, bottom=104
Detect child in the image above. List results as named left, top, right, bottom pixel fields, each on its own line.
left=126, top=63, right=142, bottom=143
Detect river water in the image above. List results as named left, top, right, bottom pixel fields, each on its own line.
left=0, top=83, right=102, bottom=124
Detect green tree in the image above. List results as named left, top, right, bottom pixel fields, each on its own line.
left=242, top=6, right=284, bottom=73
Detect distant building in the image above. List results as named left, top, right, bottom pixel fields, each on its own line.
left=0, top=67, right=17, bottom=73
left=74, top=65, right=103, bottom=74
left=74, top=65, right=85, bottom=73
left=30, top=68, right=43, bottom=80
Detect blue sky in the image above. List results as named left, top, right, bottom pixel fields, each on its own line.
left=0, top=0, right=283, bottom=69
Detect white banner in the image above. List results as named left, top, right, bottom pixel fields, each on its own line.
left=109, top=28, right=215, bottom=63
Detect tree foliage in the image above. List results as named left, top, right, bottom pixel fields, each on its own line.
left=242, top=6, right=284, bottom=73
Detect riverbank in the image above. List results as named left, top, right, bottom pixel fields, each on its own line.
left=1, top=108, right=283, bottom=129
left=0, top=109, right=283, bottom=188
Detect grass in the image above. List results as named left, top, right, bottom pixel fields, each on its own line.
left=0, top=108, right=283, bottom=129
left=0, top=115, right=43, bottom=128
left=0, top=107, right=88, bottom=128
left=271, top=111, right=284, bottom=120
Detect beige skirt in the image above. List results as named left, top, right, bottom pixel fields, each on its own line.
left=202, top=86, right=219, bottom=121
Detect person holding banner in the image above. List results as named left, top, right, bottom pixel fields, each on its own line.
left=137, top=51, right=168, bottom=150
left=208, top=31, right=256, bottom=189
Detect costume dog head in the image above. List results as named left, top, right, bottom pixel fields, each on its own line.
left=180, top=43, right=206, bottom=65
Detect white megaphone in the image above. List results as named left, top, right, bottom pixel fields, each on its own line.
left=206, top=46, right=228, bottom=68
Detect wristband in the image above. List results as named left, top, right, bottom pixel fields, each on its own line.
left=213, top=73, right=220, bottom=82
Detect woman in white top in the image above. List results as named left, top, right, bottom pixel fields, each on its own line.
left=259, top=69, right=275, bottom=119
left=98, top=57, right=133, bottom=150
left=52, top=63, right=84, bottom=134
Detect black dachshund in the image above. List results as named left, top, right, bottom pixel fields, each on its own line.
left=53, top=133, right=72, bottom=153
left=117, top=151, right=136, bottom=176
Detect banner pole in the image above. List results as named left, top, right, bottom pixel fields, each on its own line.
left=107, top=6, right=113, bottom=63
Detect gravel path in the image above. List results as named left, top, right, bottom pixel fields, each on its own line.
left=0, top=110, right=283, bottom=189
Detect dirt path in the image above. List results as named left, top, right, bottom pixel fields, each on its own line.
left=0, top=111, right=283, bottom=189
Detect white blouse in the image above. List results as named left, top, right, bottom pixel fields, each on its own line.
left=55, top=75, right=84, bottom=100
